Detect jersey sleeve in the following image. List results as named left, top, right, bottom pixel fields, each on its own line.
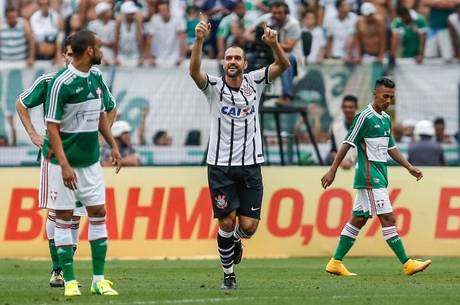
left=248, top=66, right=270, bottom=92
left=344, top=112, right=367, bottom=147
left=388, top=136, right=396, bottom=150
left=201, top=74, right=220, bottom=101
left=99, top=74, right=116, bottom=111
left=45, top=77, right=68, bottom=123
left=19, top=75, right=48, bottom=108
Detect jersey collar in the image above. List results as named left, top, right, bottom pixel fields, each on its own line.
left=68, top=63, right=90, bottom=78
left=367, top=104, right=383, bottom=119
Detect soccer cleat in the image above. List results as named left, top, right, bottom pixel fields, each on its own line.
left=233, top=239, right=243, bottom=265
left=403, top=259, right=432, bottom=276
left=64, top=280, right=81, bottom=296
left=221, top=273, right=236, bottom=289
left=49, top=269, right=65, bottom=287
left=91, top=279, right=119, bottom=295
left=325, top=258, right=357, bottom=276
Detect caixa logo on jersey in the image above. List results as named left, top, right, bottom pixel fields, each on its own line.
left=221, top=105, right=255, bottom=118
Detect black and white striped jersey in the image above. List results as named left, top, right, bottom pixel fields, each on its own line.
left=201, top=66, right=270, bottom=166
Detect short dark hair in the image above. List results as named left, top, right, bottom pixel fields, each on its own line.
left=5, top=4, right=16, bottom=15
left=335, top=0, right=346, bottom=9
left=396, top=6, right=410, bottom=17
left=70, top=30, right=96, bottom=59
left=374, top=77, right=395, bottom=89
left=434, top=117, right=445, bottom=125
left=270, top=0, right=289, bottom=12
left=153, top=130, right=167, bottom=144
left=342, top=94, right=358, bottom=106
left=62, top=34, right=73, bottom=53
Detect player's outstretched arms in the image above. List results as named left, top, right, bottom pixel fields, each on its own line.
left=47, top=122, right=78, bottom=190
left=189, top=20, right=211, bottom=89
left=15, top=99, right=44, bottom=148
left=388, top=148, right=423, bottom=181
left=99, top=112, right=122, bottom=173
left=321, top=143, right=353, bottom=189
left=262, top=23, right=291, bottom=82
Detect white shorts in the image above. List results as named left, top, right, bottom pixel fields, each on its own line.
left=39, top=159, right=105, bottom=212
left=353, top=188, right=393, bottom=217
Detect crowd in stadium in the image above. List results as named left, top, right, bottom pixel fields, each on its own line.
left=0, top=0, right=459, bottom=66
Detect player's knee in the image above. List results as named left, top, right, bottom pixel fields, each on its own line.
left=240, top=221, right=259, bottom=238
left=86, top=204, right=106, bottom=218
left=218, top=215, right=236, bottom=232
left=379, top=213, right=396, bottom=226
left=350, top=216, right=367, bottom=229
left=55, top=210, right=73, bottom=221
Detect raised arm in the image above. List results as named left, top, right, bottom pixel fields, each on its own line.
left=189, top=20, right=211, bottom=89
left=261, top=24, right=290, bottom=82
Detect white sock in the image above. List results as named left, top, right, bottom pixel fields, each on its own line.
left=88, top=217, right=107, bottom=241
left=46, top=212, right=56, bottom=240
left=71, top=219, right=80, bottom=246
left=92, top=275, right=104, bottom=284
left=54, top=219, right=73, bottom=247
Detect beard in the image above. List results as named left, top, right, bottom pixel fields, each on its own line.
left=225, top=66, right=243, bottom=78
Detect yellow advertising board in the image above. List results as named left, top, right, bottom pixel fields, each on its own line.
left=0, top=167, right=459, bottom=258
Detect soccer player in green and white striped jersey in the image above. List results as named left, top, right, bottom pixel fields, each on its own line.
left=15, top=35, right=117, bottom=288
left=321, top=77, right=432, bottom=276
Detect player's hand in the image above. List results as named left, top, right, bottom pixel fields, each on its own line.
left=111, top=148, right=122, bottom=174
left=261, top=23, right=278, bottom=46
left=61, top=164, right=78, bottom=190
left=30, top=133, right=44, bottom=149
left=408, top=166, right=423, bottom=181
left=195, top=20, right=211, bottom=41
left=321, top=169, right=336, bottom=189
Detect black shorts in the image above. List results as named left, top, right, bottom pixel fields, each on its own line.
left=207, top=164, right=263, bottom=220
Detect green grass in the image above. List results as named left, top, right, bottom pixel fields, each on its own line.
left=0, top=258, right=459, bottom=305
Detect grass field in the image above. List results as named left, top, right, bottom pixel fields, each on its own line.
left=0, top=257, right=459, bottom=305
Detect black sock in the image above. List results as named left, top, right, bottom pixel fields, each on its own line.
left=218, top=228, right=234, bottom=275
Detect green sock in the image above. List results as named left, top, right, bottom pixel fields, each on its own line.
left=57, top=246, right=75, bottom=281
left=48, top=239, right=60, bottom=270
left=333, top=235, right=355, bottom=260
left=90, top=238, right=107, bottom=277
left=386, top=236, right=409, bottom=264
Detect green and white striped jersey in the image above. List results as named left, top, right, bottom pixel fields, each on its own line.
left=344, top=104, right=396, bottom=189
left=42, top=64, right=116, bottom=167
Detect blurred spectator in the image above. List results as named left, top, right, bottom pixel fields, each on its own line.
left=392, top=121, right=403, bottom=142
left=30, top=0, right=63, bottom=63
left=184, top=130, right=201, bottom=146
left=226, top=20, right=248, bottom=49
left=448, top=3, right=460, bottom=60
left=318, top=0, right=358, bottom=27
left=355, top=3, right=385, bottom=63
left=301, top=10, right=326, bottom=64
left=408, top=120, right=445, bottom=166
left=153, top=130, right=172, bottom=145
left=423, top=0, right=455, bottom=61
left=143, top=0, right=157, bottom=22
left=216, top=0, right=251, bottom=59
left=114, top=1, right=144, bottom=66
left=329, top=94, right=358, bottom=168
left=200, top=0, right=232, bottom=58
left=88, top=1, right=116, bottom=65
left=101, top=120, right=140, bottom=166
left=391, top=6, right=426, bottom=64
left=78, top=0, right=103, bottom=25
left=185, top=5, right=199, bottom=48
left=434, top=117, right=453, bottom=144
left=400, top=118, right=415, bottom=143
left=64, top=14, right=83, bottom=38
left=0, top=135, right=8, bottom=146
left=325, top=0, right=357, bottom=62
left=144, top=1, right=186, bottom=67
left=0, top=5, right=35, bottom=65
left=251, top=0, right=302, bottom=105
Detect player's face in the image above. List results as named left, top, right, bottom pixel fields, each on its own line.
left=342, top=100, right=357, bottom=122
left=63, top=45, right=73, bottom=66
left=89, top=37, right=103, bottom=65
left=373, top=86, right=395, bottom=112
left=223, top=47, right=247, bottom=78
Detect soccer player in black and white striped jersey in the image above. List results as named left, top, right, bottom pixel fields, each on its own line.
left=190, top=20, right=290, bottom=289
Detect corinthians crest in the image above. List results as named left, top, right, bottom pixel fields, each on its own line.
left=241, top=83, right=252, bottom=97
left=215, top=194, right=228, bottom=209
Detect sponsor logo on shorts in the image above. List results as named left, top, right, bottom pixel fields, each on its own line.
left=251, top=206, right=260, bottom=211
left=215, top=195, right=228, bottom=209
